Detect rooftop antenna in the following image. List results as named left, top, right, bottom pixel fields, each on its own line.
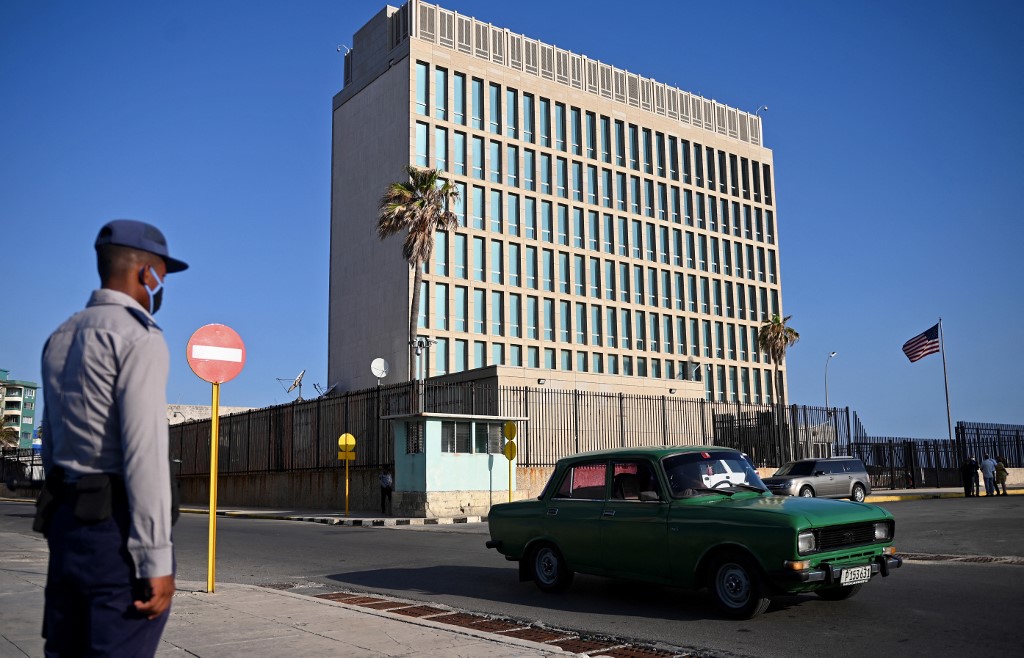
left=276, top=370, right=305, bottom=401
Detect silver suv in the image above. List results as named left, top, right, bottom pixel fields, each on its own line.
left=763, top=457, right=871, bottom=502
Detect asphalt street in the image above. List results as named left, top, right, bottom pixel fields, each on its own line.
left=2, top=496, right=1021, bottom=658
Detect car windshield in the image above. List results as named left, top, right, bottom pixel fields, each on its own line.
left=773, top=461, right=815, bottom=476
left=662, top=451, right=767, bottom=497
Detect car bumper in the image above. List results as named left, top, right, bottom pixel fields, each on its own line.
left=771, top=554, right=903, bottom=585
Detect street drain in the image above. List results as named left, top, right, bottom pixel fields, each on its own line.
left=900, top=552, right=1024, bottom=565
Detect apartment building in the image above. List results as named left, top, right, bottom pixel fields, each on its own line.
left=329, top=0, right=784, bottom=402
left=1, top=369, right=38, bottom=448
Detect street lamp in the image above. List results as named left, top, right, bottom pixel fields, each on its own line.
left=824, top=351, right=838, bottom=411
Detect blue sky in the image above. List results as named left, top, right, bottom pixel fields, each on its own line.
left=2, top=0, right=1021, bottom=438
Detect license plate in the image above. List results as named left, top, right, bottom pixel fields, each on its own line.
left=840, top=565, right=872, bottom=585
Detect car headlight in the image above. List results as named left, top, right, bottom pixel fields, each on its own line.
left=874, top=522, right=891, bottom=541
left=798, top=531, right=816, bottom=554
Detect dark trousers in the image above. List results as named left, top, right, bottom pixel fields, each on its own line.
left=44, top=496, right=170, bottom=657
left=381, top=486, right=392, bottom=513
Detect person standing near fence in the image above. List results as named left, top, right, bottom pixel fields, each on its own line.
left=37, top=220, right=187, bottom=656
left=960, top=458, right=975, bottom=497
left=980, top=453, right=997, bottom=497
left=380, top=467, right=394, bottom=514
left=994, top=456, right=1009, bottom=496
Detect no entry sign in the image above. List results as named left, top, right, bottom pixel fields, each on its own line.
left=186, top=324, right=246, bottom=384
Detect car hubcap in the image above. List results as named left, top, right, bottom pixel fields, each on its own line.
left=854, top=488, right=864, bottom=502
left=718, top=564, right=750, bottom=607
left=801, top=489, right=813, bottom=497
left=537, top=549, right=557, bottom=584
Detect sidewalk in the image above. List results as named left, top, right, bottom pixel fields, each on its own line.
left=0, top=530, right=588, bottom=657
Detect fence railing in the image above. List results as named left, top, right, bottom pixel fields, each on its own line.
left=0, top=447, right=44, bottom=490
left=169, top=380, right=854, bottom=476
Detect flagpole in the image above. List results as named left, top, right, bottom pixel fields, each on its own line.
left=938, top=318, right=953, bottom=441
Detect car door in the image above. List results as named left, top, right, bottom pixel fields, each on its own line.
left=600, top=459, right=670, bottom=582
left=544, top=460, right=608, bottom=572
left=817, top=460, right=841, bottom=497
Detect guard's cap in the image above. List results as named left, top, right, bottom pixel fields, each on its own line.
left=95, top=219, right=188, bottom=273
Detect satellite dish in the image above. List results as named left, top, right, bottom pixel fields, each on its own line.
left=286, top=370, right=305, bottom=400
left=370, top=358, right=389, bottom=379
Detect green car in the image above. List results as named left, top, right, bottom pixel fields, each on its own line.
left=486, top=446, right=902, bottom=619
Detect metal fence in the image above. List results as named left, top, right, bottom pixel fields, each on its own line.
left=831, top=422, right=1024, bottom=489
left=0, top=447, right=44, bottom=490
left=169, top=380, right=855, bottom=476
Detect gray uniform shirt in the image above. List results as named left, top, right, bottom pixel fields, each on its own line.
left=41, top=288, right=173, bottom=578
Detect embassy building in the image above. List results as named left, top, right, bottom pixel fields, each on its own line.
left=329, top=0, right=785, bottom=403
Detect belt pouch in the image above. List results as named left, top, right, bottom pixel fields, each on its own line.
left=32, top=468, right=65, bottom=535
left=73, top=474, right=113, bottom=523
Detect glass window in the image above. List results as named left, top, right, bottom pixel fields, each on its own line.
left=570, top=107, right=582, bottom=155
left=490, top=239, right=503, bottom=283
left=472, top=236, right=485, bottom=280
left=509, top=243, right=521, bottom=286
left=434, top=283, right=448, bottom=330
left=415, top=61, right=429, bottom=115
left=472, top=288, right=486, bottom=334
left=544, top=298, right=555, bottom=341
left=471, top=77, right=484, bottom=129
left=600, top=115, right=611, bottom=163
left=555, top=102, right=566, bottom=151
left=542, top=249, right=554, bottom=291
left=454, top=233, right=467, bottom=278
left=510, top=293, right=522, bottom=337
left=539, top=97, right=551, bottom=146
left=415, top=122, right=428, bottom=167
left=506, top=145, right=519, bottom=187
left=434, top=66, right=447, bottom=120
left=435, top=337, right=448, bottom=375
left=453, top=339, right=468, bottom=373
left=525, top=246, right=537, bottom=288
left=523, top=93, right=535, bottom=142
left=506, top=88, right=518, bottom=138
left=434, top=231, right=448, bottom=275
left=454, top=286, right=468, bottom=331
left=526, top=296, right=538, bottom=339
left=489, top=140, right=501, bottom=183
left=453, top=73, right=466, bottom=125
left=471, top=185, right=484, bottom=229
left=434, top=127, right=447, bottom=171
left=453, top=132, right=466, bottom=175
left=508, top=193, right=520, bottom=236
left=560, top=300, right=571, bottom=342
left=471, top=136, right=484, bottom=179
left=490, top=189, right=503, bottom=233
left=489, top=83, right=501, bottom=134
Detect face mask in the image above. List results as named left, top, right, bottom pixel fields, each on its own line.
left=140, top=266, right=164, bottom=314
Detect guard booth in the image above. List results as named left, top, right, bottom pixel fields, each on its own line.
left=384, top=413, right=526, bottom=518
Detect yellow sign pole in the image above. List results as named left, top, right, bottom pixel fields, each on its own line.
left=207, top=382, right=220, bottom=593
left=503, top=422, right=517, bottom=502
left=338, top=433, right=356, bottom=517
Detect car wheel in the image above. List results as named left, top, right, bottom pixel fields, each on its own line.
left=708, top=552, right=771, bottom=619
left=851, top=484, right=866, bottom=502
left=799, top=486, right=814, bottom=498
left=530, top=543, right=574, bottom=593
left=815, top=584, right=863, bottom=601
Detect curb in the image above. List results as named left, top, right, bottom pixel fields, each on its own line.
left=179, top=508, right=486, bottom=526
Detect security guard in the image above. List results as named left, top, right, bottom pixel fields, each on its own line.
left=39, top=219, right=187, bottom=656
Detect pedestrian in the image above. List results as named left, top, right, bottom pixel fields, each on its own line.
left=959, top=458, right=974, bottom=497
left=380, top=467, right=394, bottom=514
left=970, top=457, right=981, bottom=497
left=36, top=219, right=187, bottom=656
left=980, top=453, right=997, bottom=497
left=995, top=456, right=1009, bottom=496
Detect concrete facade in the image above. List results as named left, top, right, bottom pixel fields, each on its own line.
left=330, top=0, right=786, bottom=406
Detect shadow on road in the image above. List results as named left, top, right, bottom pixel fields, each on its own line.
left=322, top=564, right=768, bottom=621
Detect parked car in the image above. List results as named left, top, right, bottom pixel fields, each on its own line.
left=763, top=457, right=871, bottom=502
left=486, top=446, right=901, bottom=619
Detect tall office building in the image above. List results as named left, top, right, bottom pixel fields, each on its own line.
left=329, top=0, right=785, bottom=402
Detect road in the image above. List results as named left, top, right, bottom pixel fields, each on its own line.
left=3, top=496, right=1022, bottom=657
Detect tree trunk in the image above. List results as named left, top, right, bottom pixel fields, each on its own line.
left=408, top=263, right=423, bottom=381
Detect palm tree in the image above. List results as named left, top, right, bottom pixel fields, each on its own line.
left=758, top=314, right=800, bottom=456
left=0, top=426, right=20, bottom=449
left=377, top=166, right=460, bottom=380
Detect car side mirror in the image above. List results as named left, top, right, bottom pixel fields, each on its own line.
left=639, top=490, right=660, bottom=502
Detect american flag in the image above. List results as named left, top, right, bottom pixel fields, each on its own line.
left=902, top=324, right=940, bottom=363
